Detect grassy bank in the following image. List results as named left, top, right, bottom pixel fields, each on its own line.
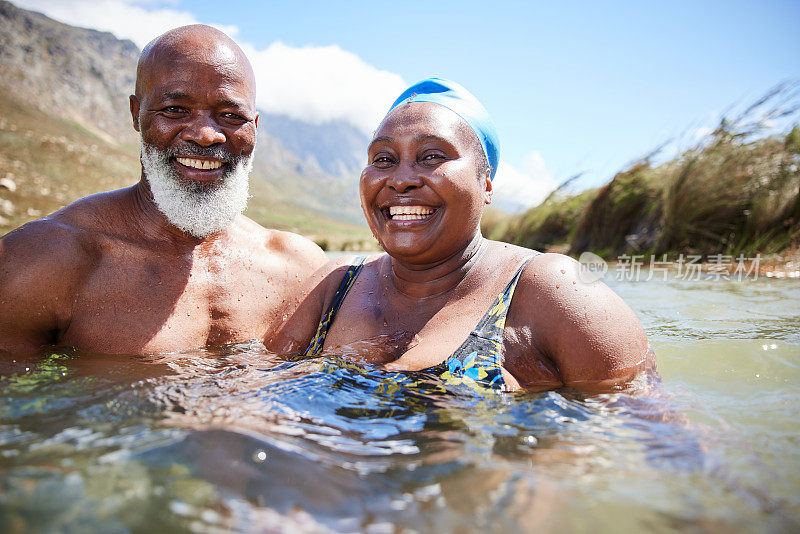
left=0, top=86, right=376, bottom=250
left=491, top=86, right=800, bottom=260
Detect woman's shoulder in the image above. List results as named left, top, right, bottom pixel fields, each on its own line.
left=263, top=253, right=386, bottom=353
left=507, top=249, right=649, bottom=388
left=318, top=252, right=384, bottom=276
left=311, top=253, right=385, bottom=299
left=512, top=251, right=608, bottom=315
left=519, top=251, right=578, bottom=281
left=482, top=240, right=543, bottom=273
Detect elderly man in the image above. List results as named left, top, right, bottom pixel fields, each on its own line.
left=0, top=25, right=326, bottom=355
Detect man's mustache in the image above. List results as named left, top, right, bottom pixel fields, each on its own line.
left=162, top=144, right=236, bottom=162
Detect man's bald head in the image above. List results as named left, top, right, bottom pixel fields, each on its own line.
left=134, top=25, right=256, bottom=103
left=129, top=25, right=259, bottom=237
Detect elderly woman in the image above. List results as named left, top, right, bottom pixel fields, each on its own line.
left=268, top=78, right=650, bottom=392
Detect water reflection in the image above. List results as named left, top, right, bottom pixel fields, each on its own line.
left=609, top=277, right=800, bottom=343
left=1, top=276, right=799, bottom=532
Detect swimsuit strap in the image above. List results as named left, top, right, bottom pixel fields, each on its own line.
left=438, top=254, right=538, bottom=388
left=472, top=254, right=537, bottom=341
left=303, top=256, right=366, bottom=357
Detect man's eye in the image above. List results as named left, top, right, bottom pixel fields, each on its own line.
left=161, top=106, right=186, bottom=114
left=221, top=113, right=248, bottom=124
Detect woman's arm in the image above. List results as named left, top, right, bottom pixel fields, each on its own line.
left=263, top=256, right=362, bottom=355
left=511, top=253, right=650, bottom=390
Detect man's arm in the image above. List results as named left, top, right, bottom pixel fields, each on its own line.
left=0, top=220, right=85, bottom=354
left=513, top=253, right=649, bottom=389
left=276, top=231, right=328, bottom=283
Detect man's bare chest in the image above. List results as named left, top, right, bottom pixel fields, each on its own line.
left=59, top=248, right=283, bottom=354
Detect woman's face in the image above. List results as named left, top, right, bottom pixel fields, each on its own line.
left=360, top=102, right=491, bottom=264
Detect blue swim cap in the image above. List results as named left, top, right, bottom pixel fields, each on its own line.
left=387, top=78, right=500, bottom=180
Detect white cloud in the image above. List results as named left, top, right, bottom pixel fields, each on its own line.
left=243, top=42, right=406, bottom=133
left=491, top=151, right=558, bottom=213
left=13, top=0, right=236, bottom=49
left=12, top=0, right=563, bottom=215
left=14, top=0, right=405, bottom=133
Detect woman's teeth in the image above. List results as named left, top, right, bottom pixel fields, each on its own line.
left=176, top=157, right=222, bottom=170
left=389, top=205, right=434, bottom=220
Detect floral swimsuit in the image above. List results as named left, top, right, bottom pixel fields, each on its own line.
left=303, top=254, right=537, bottom=390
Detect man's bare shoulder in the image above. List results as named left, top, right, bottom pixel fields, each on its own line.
left=1, top=187, right=139, bottom=290
left=0, top=216, right=92, bottom=347
left=46, top=187, right=137, bottom=234
left=2, top=214, right=89, bottom=267
left=233, top=216, right=327, bottom=270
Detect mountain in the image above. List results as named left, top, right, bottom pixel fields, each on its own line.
left=0, top=0, right=373, bottom=247
left=254, top=113, right=369, bottom=223
left=253, top=117, right=367, bottom=225
left=0, top=0, right=138, bottom=143
left=258, top=113, right=367, bottom=180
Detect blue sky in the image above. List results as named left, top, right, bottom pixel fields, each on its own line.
left=14, top=0, right=800, bottom=210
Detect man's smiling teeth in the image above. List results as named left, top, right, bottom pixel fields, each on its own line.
left=176, top=157, right=222, bottom=170
left=389, top=205, right=434, bottom=220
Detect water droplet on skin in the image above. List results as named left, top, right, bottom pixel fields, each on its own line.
left=560, top=269, right=566, bottom=274
left=556, top=285, right=560, bottom=289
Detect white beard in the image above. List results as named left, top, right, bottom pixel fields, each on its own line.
left=140, top=140, right=253, bottom=238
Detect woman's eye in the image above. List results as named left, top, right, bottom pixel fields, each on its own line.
left=421, top=153, right=445, bottom=163
left=372, top=155, right=395, bottom=166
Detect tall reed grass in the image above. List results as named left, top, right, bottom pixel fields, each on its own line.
left=494, top=83, right=800, bottom=258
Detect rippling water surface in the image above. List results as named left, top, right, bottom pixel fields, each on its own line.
left=1, top=277, right=798, bottom=532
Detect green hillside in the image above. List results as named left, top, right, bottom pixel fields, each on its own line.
left=0, top=86, right=375, bottom=250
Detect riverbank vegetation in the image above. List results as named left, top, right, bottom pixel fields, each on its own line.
left=486, top=84, right=800, bottom=260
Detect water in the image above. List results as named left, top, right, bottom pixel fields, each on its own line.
left=1, top=276, right=798, bottom=533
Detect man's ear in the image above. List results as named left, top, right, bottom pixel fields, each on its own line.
left=129, top=95, right=141, bottom=132
left=484, top=172, right=493, bottom=205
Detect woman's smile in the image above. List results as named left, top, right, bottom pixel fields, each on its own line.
left=384, top=204, right=439, bottom=225
left=388, top=205, right=435, bottom=220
